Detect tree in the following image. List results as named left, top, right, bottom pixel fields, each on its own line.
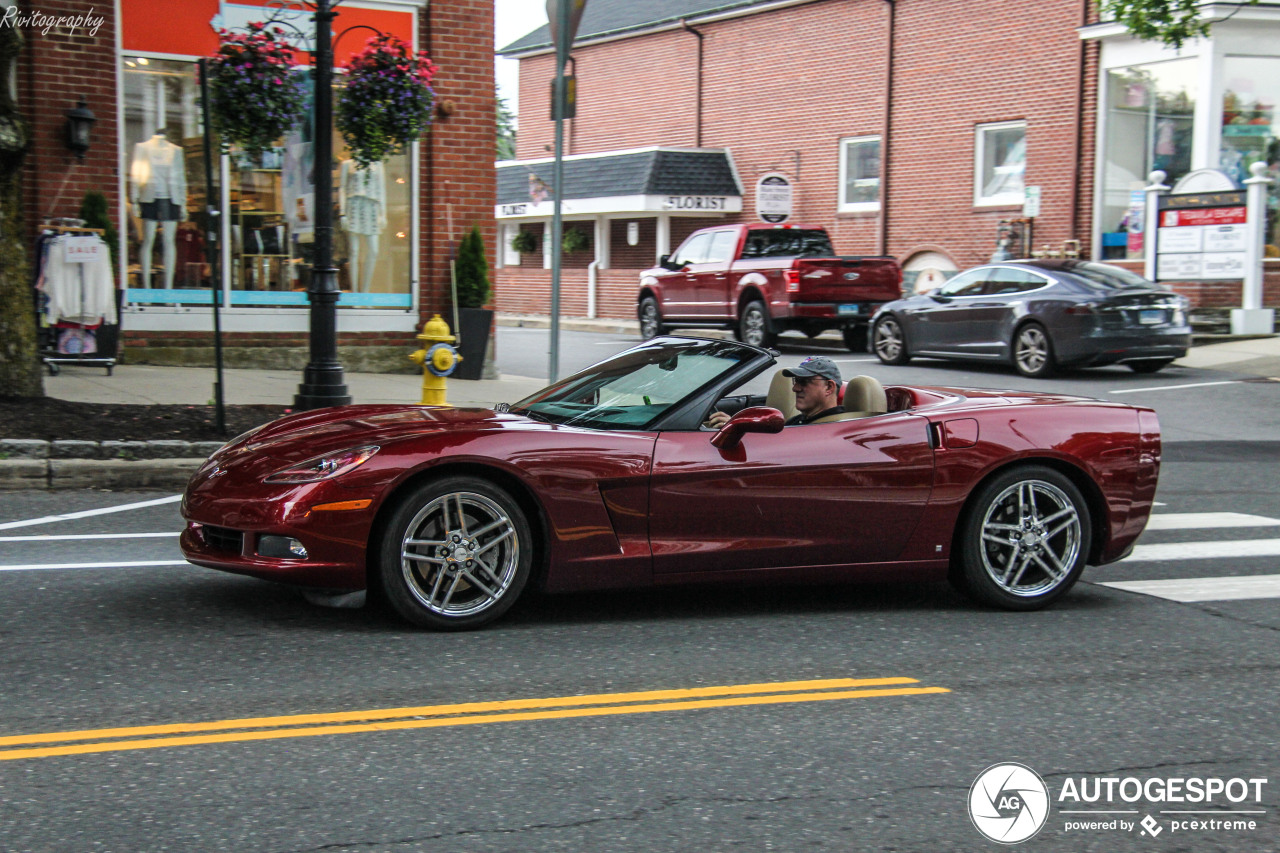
left=496, top=95, right=516, bottom=161
left=1103, top=0, right=1259, bottom=48
left=0, top=0, right=43, bottom=398
left=454, top=225, right=491, bottom=308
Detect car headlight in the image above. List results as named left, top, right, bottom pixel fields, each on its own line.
left=264, top=445, right=380, bottom=484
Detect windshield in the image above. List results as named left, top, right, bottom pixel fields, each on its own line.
left=739, top=229, right=835, bottom=258
left=511, top=338, right=761, bottom=430
left=1058, top=262, right=1153, bottom=291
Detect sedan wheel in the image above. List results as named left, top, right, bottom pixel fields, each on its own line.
left=738, top=300, right=774, bottom=347
left=638, top=297, right=666, bottom=340
left=1013, top=323, right=1055, bottom=378
left=379, top=476, right=533, bottom=630
left=872, top=316, right=911, bottom=365
left=951, top=466, right=1091, bottom=611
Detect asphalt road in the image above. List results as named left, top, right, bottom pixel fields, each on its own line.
left=2, top=332, right=1278, bottom=852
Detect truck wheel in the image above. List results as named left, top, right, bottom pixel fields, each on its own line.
left=638, top=297, right=666, bottom=340
left=737, top=301, right=774, bottom=348
left=842, top=325, right=868, bottom=353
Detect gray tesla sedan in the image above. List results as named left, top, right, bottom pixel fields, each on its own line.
left=870, top=260, right=1192, bottom=377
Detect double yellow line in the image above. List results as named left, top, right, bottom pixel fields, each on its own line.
left=0, top=676, right=948, bottom=761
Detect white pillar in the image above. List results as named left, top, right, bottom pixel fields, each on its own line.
left=1143, top=170, right=1170, bottom=283
left=656, top=214, right=671, bottom=263
left=542, top=219, right=552, bottom=270
left=1232, top=161, right=1275, bottom=334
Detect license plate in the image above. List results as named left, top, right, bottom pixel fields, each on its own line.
left=1138, top=309, right=1164, bottom=325
left=837, top=304, right=861, bottom=316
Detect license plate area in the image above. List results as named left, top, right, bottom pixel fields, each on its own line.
left=837, top=304, right=862, bottom=316
left=1138, top=309, right=1164, bottom=325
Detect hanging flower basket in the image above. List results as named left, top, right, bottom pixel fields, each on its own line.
left=337, top=34, right=437, bottom=169
left=207, top=22, right=308, bottom=158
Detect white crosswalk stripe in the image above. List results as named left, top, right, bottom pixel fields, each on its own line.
left=1096, top=511, right=1280, bottom=603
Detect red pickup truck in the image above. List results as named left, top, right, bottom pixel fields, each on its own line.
left=638, top=224, right=902, bottom=350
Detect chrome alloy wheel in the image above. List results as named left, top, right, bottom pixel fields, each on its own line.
left=874, top=317, right=905, bottom=362
left=740, top=302, right=769, bottom=347
left=978, top=479, right=1082, bottom=597
left=639, top=298, right=661, bottom=339
left=1014, top=326, right=1051, bottom=376
left=399, top=491, right=521, bottom=617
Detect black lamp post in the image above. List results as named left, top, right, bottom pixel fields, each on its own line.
left=65, top=97, right=95, bottom=158
left=293, top=0, right=352, bottom=410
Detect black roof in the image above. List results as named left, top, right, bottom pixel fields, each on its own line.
left=496, top=149, right=741, bottom=205
left=499, top=0, right=788, bottom=54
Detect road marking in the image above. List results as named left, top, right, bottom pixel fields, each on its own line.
left=0, top=560, right=190, bottom=573
left=1144, top=512, right=1280, bottom=531
left=1123, top=539, right=1280, bottom=562
left=1099, top=574, right=1280, bottom=602
left=0, top=495, right=182, bottom=531
left=0, top=532, right=179, bottom=542
left=1108, top=380, right=1242, bottom=395
left=0, top=677, right=949, bottom=761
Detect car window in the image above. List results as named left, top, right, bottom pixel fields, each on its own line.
left=739, top=229, right=835, bottom=258
left=1058, top=262, right=1152, bottom=291
left=936, top=269, right=988, bottom=297
left=987, top=267, right=1048, bottom=295
left=704, top=230, right=739, bottom=264
left=673, top=233, right=712, bottom=266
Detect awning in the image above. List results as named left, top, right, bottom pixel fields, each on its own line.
left=495, top=147, right=742, bottom=219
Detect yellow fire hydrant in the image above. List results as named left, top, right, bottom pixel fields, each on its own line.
left=409, top=314, right=461, bottom=405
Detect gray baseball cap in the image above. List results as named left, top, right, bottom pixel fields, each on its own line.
left=783, top=356, right=842, bottom=384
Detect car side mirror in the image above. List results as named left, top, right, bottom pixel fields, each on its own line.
left=659, top=254, right=686, bottom=272
left=711, top=406, right=785, bottom=449
left=928, top=291, right=952, bottom=303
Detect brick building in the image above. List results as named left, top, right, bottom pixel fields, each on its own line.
left=496, top=0, right=1280, bottom=323
left=16, top=0, right=494, bottom=370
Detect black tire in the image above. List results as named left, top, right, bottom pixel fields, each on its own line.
left=638, top=296, right=666, bottom=340
left=737, top=300, right=775, bottom=348
left=842, top=325, right=869, bottom=353
left=1127, top=358, right=1174, bottom=374
left=1012, top=322, right=1055, bottom=378
left=378, top=476, right=533, bottom=631
left=950, top=465, right=1091, bottom=611
left=872, top=316, right=911, bottom=365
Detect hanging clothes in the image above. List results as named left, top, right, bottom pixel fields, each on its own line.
left=35, top=233, right=118, bottom=326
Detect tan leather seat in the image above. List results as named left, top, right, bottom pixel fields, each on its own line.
left=812, top=375, right=887, bottom=423
left=764, top=369, right=799, bottom=421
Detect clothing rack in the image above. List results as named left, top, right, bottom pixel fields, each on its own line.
left=35, top=220, right=120, bottom=376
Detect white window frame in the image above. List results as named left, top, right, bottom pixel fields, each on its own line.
left=838, top=135, right=882, bottom=213
left=974, top=120, right=1027, bottom=207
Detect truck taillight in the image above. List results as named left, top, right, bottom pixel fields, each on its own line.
left=785, top=270, right=800, bottom=293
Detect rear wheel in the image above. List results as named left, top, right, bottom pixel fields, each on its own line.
left=950, top=465, right=1091, bottom=611
left=1013, top=323, right=1055, bottom=378
left=872, top=316, right=910, bottom=365
left=842, top=325, right=869, bottom=353
left=1127, top=358, right=1174, bottom=374
left=378, top=476, right=533, bottom=631
left=638, top=297, right=666, bottom=340
left=737, top=300, right=775, bottom=348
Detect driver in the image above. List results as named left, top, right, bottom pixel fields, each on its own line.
left=705, top=356, right=844, bottom=428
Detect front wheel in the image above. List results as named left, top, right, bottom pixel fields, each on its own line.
left=1127, top=358, right=1174, bottom=374
left=638, top=297, right=666, bottom=340
left=737, top=300, right=775, bottom=348
left=1013, top=323, right=1055, bottom=378
left=872, top=316, right=911, bottom=365
left=378, top=476, right=534, bottom=631
left=950, top=465, right=1091, bottom=611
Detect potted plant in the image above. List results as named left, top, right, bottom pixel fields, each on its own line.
left=511, top=229, right=539, bottom=255
left=207, top=23, right=307, bottom=158
left=562, top=226, right=591, bottom=254
left=451, top=224, right=493, bottom=380
left=337, top=34, right=437, bottom=169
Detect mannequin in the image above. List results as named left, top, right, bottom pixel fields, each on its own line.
left=131, top=130, right=187, bottom=289
left=339, top=159, right=386, bottom=293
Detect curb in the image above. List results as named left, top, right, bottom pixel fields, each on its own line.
left=0, top=439, right=225, bottom=491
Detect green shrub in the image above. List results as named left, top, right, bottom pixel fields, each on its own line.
left=455, top=225, right=491, bottom=308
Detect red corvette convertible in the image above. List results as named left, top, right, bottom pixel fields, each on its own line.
left=181, top=336, right=1161, bottom=630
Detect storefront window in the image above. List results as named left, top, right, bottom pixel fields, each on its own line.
left=1101, top=59, right=1196, bottom=259
left=974, top=121, right=1026, bottom=206
left=838, top=136, right=881, bottom=211
left=122, top=58, right=413, bottom=309
left=1222, top=56, right=1280, bottom=254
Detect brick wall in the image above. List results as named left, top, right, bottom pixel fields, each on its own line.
left=18, top=0, right=118, bottom=237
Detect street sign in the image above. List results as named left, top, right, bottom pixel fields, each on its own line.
left=546, top=0, right=586, bottom=54
left=756, top=173, right=793, bottom=224
left=549, top=74, right=576, bottom=120
left=1155, top=192, right=1249, bottom=281
left=1023, top=185, right=1041, bottom=218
